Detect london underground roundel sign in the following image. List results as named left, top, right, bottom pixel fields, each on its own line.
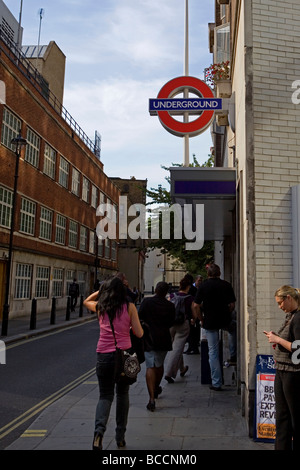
left=149, top=76, right=221, bottom=137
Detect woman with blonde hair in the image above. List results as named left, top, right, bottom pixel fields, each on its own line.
left=264, top=285, right=300, bottom=450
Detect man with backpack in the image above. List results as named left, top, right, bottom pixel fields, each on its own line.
left=164, top=276, right=194, bottom=383
left=69, top=278, right=79, bottom=312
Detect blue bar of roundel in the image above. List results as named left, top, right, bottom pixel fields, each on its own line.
left=174, top=180, right=236, bottom=195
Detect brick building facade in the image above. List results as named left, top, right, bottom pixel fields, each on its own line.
left=0, top=24, right=120, bottom=320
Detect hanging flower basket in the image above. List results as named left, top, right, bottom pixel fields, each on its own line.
left=205, top=61, right=231, bottom=98
left=205, top=61, right=230, bottom=86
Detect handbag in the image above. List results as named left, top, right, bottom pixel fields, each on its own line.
left=108, top=316, right=141, bottom=385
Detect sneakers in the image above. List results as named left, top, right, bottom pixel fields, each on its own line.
left=209, top=385, right=223, bottom=391
left=164, top=375, right=174, bottom=384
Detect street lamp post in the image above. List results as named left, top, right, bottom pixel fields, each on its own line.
left=1, top=131, right=27, bottom=336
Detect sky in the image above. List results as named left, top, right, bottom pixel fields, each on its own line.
left=4, top=0, right=215, bottom=194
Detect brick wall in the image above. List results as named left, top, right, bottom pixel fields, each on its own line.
left=252, top=0, right=300, bottom=350
left=0, top=37, right=120, bottom=315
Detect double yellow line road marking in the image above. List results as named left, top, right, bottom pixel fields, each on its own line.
left=0, top=367, right=96, bottom=441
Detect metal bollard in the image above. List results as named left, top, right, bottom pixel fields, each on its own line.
left=79, top=295, right=83, bottom=317
left=50, top=297, right=56, bottom=325
left=30, top=298, right=37, bottom=330
left=66, top=296, right=71, bottom=321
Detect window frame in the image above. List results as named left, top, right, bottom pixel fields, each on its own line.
left=43, top=143, right=56, bottom=179
left=58, top=156, right=69, bottom=189
left=20, top=198, right=36, bottom=235
left=25, top=128, right=40, bottom=168
left=0, top=185, right=13, bottom=229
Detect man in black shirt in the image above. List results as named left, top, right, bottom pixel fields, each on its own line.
left=138, top=282, right=175, bottom=411
left=193, top=264, right=236, bottom=391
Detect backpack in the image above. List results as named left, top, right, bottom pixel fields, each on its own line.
left=171, top=293, right=190, bottom=325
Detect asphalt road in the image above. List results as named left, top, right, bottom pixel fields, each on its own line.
left=0, top=318, right=99, bottom=450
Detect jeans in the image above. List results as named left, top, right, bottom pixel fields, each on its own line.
left=95, top=352, right=129, bottom=442
left=224, top=319, right=237, bottom=360
left=203, top=329, right=222, bottom=388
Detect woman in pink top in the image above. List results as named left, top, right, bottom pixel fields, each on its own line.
left=84, top=276, right=143, bottom=451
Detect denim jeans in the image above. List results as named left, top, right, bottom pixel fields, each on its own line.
left=95, top=352, right=129, bottom=442
left=203, top=329, right=222, bottom=388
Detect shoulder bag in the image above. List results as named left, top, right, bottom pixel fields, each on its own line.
left=108, top=316, right=141, bottom=385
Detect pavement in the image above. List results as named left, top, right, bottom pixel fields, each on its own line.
left=1, top=307, right=273, bottom=452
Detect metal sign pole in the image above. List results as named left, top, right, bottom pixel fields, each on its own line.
left=184, top=0, right=189, bottom=167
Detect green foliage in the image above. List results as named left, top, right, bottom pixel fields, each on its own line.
left=145, top=154, right=214, bottom=276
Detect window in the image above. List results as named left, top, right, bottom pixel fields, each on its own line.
left=66, top=269, right=76, bottom=296
left=99, top=191, right=105, bottom=206
left=59, top=156, right=69, bottom=188
left=0, top=186, right=13, bottom=228
left=71, top=168, right=80, bottom=196
left=1, top=108, right=21, bottom=150
left=43, top=144, right=56, bottom=179
left=82, top=177, right=90, bottom=203
left=14, top=263, right=32, bottom=299
left=77, top=270, right=86, bottom=296
left=97, top=235, right=103, bottom=257
left=104, top=238, right=110, bottom=258
left=91, top=185, right=98, bottom=208
left=80, top=225, right=87, bottom=251
left=89, top=230, right=95, bottom=254
left=111, top=241, right=117, bottom=260
left=35, top=266, right=50, bottom=298
left=52, top=268, right=63, bottom=297
left=55, top=214, right=66, bottom=245
left=106, top=198, right=112, bottom=219
left=39, top=207, right=53, bottom=241
left=20, top=198, right=36, bottom=235
left=214, top=23, right=230, bottom=63
left=25, top=128, right=40, bottom=168
left=220, top=5, right=226, bottom=21
left=68, top=219, right=78, bottom=248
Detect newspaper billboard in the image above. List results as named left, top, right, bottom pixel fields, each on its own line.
left=254, top=354, right=276, bottom=442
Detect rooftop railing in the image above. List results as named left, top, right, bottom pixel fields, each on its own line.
left=0, top=27, right=101, bottom=159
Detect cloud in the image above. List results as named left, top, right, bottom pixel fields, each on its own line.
left=63, top=76, right=165, bottom=149
left=14, top=0, right=214, bottom=191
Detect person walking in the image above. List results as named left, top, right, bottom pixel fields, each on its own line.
left=184, top=274, right=203, bottom=354
left=138, top=282, right=175, bottom=411
left=83, top=276, right=143, bottom=450
left=68, top=278, right=79, bottom=312
left=164, top=276, right=194, bottom=384
left=193, top=263, right=236, bottom=391
left=264, top=285, right=300, bottom=450
left=115, top=272, right=138, bottom=304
